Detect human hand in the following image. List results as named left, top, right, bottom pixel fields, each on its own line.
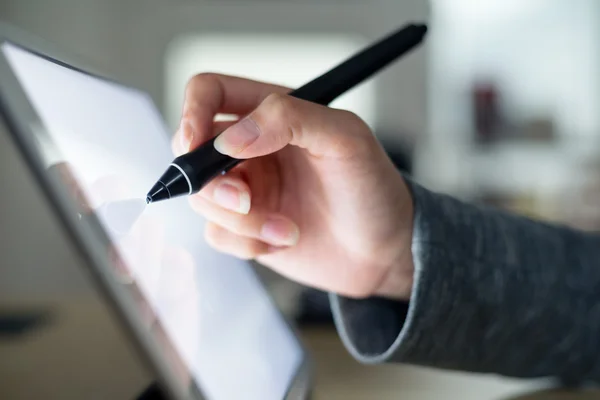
left=175, top=74, right=415, bottom=300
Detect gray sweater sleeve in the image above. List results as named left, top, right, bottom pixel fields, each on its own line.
left=330, top=177, right=600, bottom=383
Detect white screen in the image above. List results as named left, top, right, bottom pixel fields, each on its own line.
left=2, top=42, right=303, bottom=400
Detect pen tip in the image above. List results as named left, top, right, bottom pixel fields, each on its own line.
left=145, top=181, right=171, bottom=205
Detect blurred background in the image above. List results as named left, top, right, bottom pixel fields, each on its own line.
left=1, top=0, right=600, bottom=399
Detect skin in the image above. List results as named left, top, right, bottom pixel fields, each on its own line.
left=173, top=73, right=415, bottom=300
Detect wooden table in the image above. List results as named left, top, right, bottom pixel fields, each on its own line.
left=0, top=298, right=598, bottom=399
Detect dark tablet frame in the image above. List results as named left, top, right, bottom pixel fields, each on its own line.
left=0, top=21, right=311, bottom=400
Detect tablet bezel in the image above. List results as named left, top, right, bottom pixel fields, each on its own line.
left=0, top=21, right=311, bottom=400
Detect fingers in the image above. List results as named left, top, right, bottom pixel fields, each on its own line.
left=213, top=93, right=372, bottom=159
left=180, top=73, right=290, bottom=152
left=204, top=222, right=270, bottom=260
left=192, top=165, right=299, bottom=258
left=173, top=120, right=236, bottom=157
left=196, top=170, right=252, bottom=215
left=191, top=195, right=299, bottom=247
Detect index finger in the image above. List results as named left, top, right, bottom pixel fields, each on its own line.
left=180, top=73, right=290, bottom=151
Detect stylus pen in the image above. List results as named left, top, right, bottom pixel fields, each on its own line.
left=146, top=22, right=428, bottom=204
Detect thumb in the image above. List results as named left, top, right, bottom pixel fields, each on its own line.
left=213, top=93, right=370, bottom=159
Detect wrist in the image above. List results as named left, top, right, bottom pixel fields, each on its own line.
left=374, top=186, right=415, bottom=301
left=374, top=239, right=414, bottom=301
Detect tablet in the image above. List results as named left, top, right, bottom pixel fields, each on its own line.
left=0, top=24, right=309, bottom=400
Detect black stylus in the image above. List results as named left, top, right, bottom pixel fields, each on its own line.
left=146, top=22, right=428, bottom=204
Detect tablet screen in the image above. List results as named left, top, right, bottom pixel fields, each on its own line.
left=2, top=42, right=303, bottom=400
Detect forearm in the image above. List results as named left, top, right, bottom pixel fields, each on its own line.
left=331, top=177, right=600, bottom=383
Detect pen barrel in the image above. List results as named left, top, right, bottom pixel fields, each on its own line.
left=290, top=23, right=427, bottom=105
left=166, top=22, right=427, bottom=195
left=174, top=136, right=241, bottom=193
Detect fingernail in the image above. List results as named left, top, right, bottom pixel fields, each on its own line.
left=260, top=216, right=299, bottom=246
left=213, top=181, right=251, bottom=214
left=180, top=121, right=193, bottom=153
left=214, top=118, right=260, bottom=155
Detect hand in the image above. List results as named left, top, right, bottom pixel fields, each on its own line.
left=175, top=74, right=415, bottom=300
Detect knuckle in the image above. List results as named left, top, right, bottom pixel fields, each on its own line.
left=184, top=73, right=221, bottom=113
left=256, top=93, right=297, bottom=144
left=188, top=72, right=219, bottom=89
left=181, top=104, right=210, bottom=123
left=334, top=109, right=376, bottom=153
left=338, top=109, right=361, bottom=125
left=181, top=108, right=197, bottom=121
left=262, top=93, right=293, bottom=122
left=338, top=109, right=369, bottom=135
